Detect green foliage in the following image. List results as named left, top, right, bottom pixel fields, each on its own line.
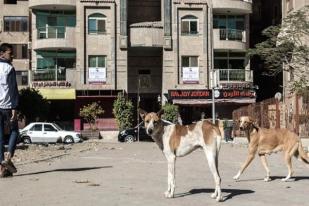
left=248, top=6, right=309, bottom=93
left=162, top=103, right=179, bottom=123
left=113, top=93, right=134, bottom=130
left=18, top=88, right=50, bottom=124
left=79, top=102, right=104, bottom=130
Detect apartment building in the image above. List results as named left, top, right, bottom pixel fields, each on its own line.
left=0, top=0, right=29, bottom=88
left=1, top=0, right=254, bottom=129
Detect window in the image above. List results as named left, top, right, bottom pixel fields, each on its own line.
left=181, top=56, right=199, bottom=83
left=88, top=55, right=107, bottom=83
left=214, top=52, right=246, bottom=81
left=181, top=15, right=198, bottom=35
left=36, top=11, right=76, bottom=39
left=4, top=0, right=17, bottom=4
left=214, top=52, right=245, bottom=69
left=4, top=16, right=28, bottom=32
left=11, top=44, right=28, bottom=59
left=213, top=15, right=245, bottom=41
left=36, top=51, right=76, bottom=70
left=44, top=124, right=57, bottom=132
left=88, top=13, right=106, bottom=34
left=16, top=71, right=28, bottom=86
left=30, top=124, right=42, bottom=132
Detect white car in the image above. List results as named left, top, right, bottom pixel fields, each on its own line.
left=20, top=122, right=82, bottom=144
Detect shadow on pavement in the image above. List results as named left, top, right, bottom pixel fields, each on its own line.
left=15, top=166, right=112, bottom=177
left=175, top=188, right=255, bottom=201
left=270, top=176, right=309, bottom=181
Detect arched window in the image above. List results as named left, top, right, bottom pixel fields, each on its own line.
left=181, top=15, right=198, bottom=35
left=88, top=13, right=106, bottom=34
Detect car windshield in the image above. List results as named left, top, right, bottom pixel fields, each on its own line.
left=52, top=123, right=63, bottom=131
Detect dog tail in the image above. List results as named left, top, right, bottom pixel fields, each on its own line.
left=297, top=141, right=309, bottom=164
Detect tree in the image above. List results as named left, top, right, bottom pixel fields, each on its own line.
left=248, top=6, right=309, bottom=93
left=113, top=93, right=134, bottom=130
left=162, top=103, right=179, bottom=123
left=18, top=88, right=50, bottom=124
left=79, top=102, right=104, bottom=130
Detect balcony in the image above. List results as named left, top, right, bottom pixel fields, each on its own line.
left=213, top=0, right=252, bottom=14
left=30, top=68, right=75, bottom=88
left=216, top=69, right=253, bottom=82
left=130, top=22, right=163, bottom=47
left=33, top=26, right=76, bottom=50
left=29, top=0, right=76, bottom=10
left=213, top=29, right=247, bottom=50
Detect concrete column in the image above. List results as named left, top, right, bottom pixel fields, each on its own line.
left=164, top=0, right=172, bottom=50
left=120, top=0, right=128, bottom=49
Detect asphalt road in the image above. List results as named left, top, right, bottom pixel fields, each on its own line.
left=0, top=141, right=308, bottom=206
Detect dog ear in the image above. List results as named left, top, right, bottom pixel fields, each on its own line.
left=157, top=109, right=164, bottom=117
left=249, top=117, right=259, bottom=127
left=248, top=116, right=255, bottom=123
left=139, top=108, right=147, bottom=120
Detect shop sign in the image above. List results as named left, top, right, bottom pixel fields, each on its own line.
left=182, top=67, right=199, bottom=83
left=168, top=89, right=256, bottom=99
left=89, top=67, right=106, bottom=84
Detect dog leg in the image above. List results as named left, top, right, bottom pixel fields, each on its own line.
left=164, top=155, right=176, bottom=198
left=259, top=155, right=271, bottom=182
left=282, top=152, right=294, bottom=182
left=204, top=147, right=222, bottom=202
left=233, top=153, right=256, bottom=181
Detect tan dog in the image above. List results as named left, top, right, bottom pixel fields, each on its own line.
left=233, top=116, right=309, bottom=182
left=139, top=109, right=223, bottom=201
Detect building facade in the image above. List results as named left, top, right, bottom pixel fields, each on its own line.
left=1, top=0, right=255, bottom=129
left=0, top=0, right=30, bottom=88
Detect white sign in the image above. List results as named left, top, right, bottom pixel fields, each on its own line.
left=183, top=67, right=199, bottom=83
left=89, top=67, right=106, bottom=83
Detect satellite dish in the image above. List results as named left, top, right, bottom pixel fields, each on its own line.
left=274, top=92, right=282, bottom=101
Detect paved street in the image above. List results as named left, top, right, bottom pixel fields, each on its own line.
left=0, top=141, right=308, bottom=206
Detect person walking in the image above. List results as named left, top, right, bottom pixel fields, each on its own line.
left=0, top=43, right=19, bottom=177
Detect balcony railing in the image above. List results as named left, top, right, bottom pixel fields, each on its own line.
left=37, top=26, right=66, bottom=39
left=217, top=69, right=253, bottom=82
left=32, top=69, right=66, bottom=81
left=219, top=29, right=245, bottom=41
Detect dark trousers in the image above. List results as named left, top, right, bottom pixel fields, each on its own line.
left=0, top=109, right=19, bottom=162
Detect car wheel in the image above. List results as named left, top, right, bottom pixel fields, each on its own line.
left=64, top=136, right=74, bottom=144
left=23, top=136, right=32, bottom=144
left=124, top=135, right=135, bottom=143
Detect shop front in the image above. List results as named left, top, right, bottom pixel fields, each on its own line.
left=168, top=89, right=256, bottom=124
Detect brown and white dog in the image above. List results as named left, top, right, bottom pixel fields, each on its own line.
left=139, top=109, right=223, bottom=201
left=233, top=116, right=309, bottom=182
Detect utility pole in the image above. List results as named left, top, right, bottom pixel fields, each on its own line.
left=137, top=77, right=140, bottom=141
left=211, top=70, right=216, bottom=124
